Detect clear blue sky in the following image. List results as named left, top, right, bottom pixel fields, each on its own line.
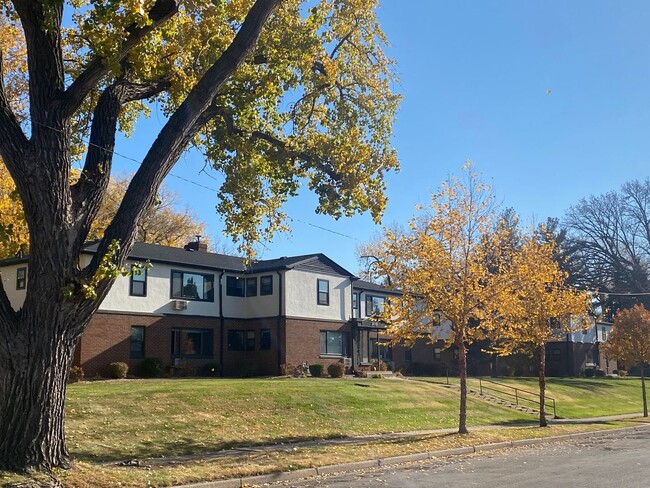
left=113, top=1, right=650, bottom=274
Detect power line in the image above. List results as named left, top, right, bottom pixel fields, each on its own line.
left=16, top=116, right=364, bottom=244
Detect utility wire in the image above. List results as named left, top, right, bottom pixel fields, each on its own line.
left=16, top=116, right=364, bottom=244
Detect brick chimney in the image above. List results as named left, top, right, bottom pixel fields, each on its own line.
left=184, top=236, right=208, bottom=252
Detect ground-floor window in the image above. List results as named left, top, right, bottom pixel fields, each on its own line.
left=172, top=328, right=213, bottom=357
left=130, top=326, right=145, bottom=358
left=320, top=330, right=350, bottom=356
left=227, top=330, right=255, bottom=351
left=260, top=329, right=272, bottom=350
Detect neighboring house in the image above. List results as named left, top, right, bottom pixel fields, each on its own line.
left=545, top=320, right=615, bottom=376
left=0, top=241, right=400, bottom=377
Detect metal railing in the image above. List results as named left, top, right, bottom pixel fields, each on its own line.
left=477, top=378, right=557, bottom=418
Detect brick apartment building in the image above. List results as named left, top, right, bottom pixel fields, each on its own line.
left=0, top=241, right=612, bottom=377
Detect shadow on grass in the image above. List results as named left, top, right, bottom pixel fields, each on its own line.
left=72, top=433, right=352, bottom=463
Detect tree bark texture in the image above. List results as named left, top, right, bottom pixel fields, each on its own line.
left=538, top=344, right=548, bottom=427
left=0, top=325, right=77, bottom=471
left=0, top=0, right=282, bottom=474
left=457, top=335, right=469, bottom=434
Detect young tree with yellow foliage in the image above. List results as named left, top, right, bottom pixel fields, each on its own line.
left=0, top=162, right=29, bottom=257
left=601, top=304, right=650, bottom=417
left=376, top=163, right=510, bottom=434
left=0, top=0, right=399, bottom=473
left=492, top=234, right=591, bottom=427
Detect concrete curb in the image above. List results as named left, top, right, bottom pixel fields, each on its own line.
left=174, top=423, right=650, bottom=488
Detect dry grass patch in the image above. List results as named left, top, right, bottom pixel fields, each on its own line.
left=4, top=421, right=640, bottom=488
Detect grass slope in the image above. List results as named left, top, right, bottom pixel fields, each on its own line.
left=65, top=377, right=530, bottom=462
left=439, top=377, right=646, bottom=418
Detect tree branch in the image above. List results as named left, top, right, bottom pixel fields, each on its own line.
left=70, top=76, right=172, bottom=257
left=83, top=0, right=281, bottom=286
left=12, top=0, right=65, bottom=130
left=211, top=105, right=342, bottom=182
left=58, top=0, right=178, bottom=119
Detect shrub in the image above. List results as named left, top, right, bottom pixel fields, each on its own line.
left=584, top=368, right=595, bottom=378
left=107, top=362, right=128, bottom=379
left=68, top=366, right=84, bottom=383
left=200, top=362, right=220, bottom=377
left=327, top=362, right=345, bottom=378
left=140, top=357, right=164, bottom=378
left=618, top=370, right=627, bottom=377
left=309, top=364, right=324, bottom=377
left=595, top=369, right=606, bottom=377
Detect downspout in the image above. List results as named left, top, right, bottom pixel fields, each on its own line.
left=219, top=270, right=225, bottom=377
left=276, top=270, right=283, bottom=374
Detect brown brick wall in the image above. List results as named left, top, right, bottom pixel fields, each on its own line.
left=80, top=312, right=221, bottom=377
left=284, top=318, right=351, bottom=370
left=222, top=317, right=280, bottom=376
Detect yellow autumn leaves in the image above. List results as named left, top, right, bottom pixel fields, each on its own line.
left=375, top=163, right=591, bottom=357
left=0, top=169, right=208, bottom=259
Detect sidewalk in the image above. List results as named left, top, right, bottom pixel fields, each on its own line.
left=106, top=413, right=646, bottom=468
left=166, top=414, right=650, bottom=488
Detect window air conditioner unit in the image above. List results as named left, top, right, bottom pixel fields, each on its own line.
left=343, top=357, right=352, bottom=367
left=172, top=300, right=188, bottom=311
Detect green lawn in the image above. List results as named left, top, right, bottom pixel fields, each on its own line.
left=3, top=376, right=648, bottom=488
left=429, top=376, right=647, bottom=418
left=65, top=377, right=531, bottom=462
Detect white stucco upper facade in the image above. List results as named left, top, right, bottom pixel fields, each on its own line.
left=284, top=269, right=351, bottom=321
left=1, top=263, right=27, bottom=310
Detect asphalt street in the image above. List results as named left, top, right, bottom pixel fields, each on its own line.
left=266, top=427, right=650, bottom=488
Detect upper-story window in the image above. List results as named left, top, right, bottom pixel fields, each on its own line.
left=171, top=270, right=214, bottom=301
left=226, top=276, right=259, bottom=297
left=365, top=295, right=386, bottom=316
left=16, top=267, right=26, bottom=290
left=130, top=269, right=147, bottom=297
left=352, top=292, right=359, bottom=318
left=260, top=275, right=273, bottom=295
left=317, top=279, right=329, bottom=305
left=226, top=276, right=245, bottom=297
left=246, top=277, right=257, bottom=297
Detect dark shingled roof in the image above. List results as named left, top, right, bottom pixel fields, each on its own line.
left=353, top=279, right=401, bottom=296
left=78, top=242, right=355, bottom=276
left=1, top=241, right=357, bottom=277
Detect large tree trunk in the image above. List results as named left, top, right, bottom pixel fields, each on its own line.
left=0, top=312, right=83, bottom=471
left=457, top=336, right=469, bottom=434
left=538, top=344, right=548, bottom=427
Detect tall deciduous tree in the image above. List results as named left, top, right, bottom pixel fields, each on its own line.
left=0, top=0, right=399, bottom=474
left=564, top=179, right=650, bottom=308
left=0, top=161, right=28, bottom=257
left=489, top=233, right=591, bottom=427
left=601, top=304, right=650, bottom=417
left=376, top=163, right=509, bottom=434
left=88, top=175, right=209, bottom=248
left=0, top=169, right=210, bottom=257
